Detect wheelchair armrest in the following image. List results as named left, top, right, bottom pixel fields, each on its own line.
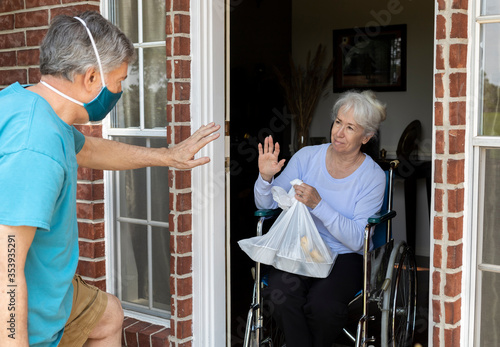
left=254, top=209, right=281, bottom=218
left=367, top=210, right=396, bottom=225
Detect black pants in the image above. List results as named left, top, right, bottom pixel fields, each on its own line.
left=264, top=253, right=363, bottom=347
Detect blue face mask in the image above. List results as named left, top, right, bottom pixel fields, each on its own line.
left=83, top=86, right=123, bottom=122
left=40, top=17, right=123, bottom=122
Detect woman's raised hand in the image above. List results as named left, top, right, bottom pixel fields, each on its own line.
left=258, top=135, right=286, bottom=182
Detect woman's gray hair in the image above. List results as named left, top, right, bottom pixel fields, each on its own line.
left=332, top=90, right=387, bottom=137
left=40, top=11, right=135, bottom=82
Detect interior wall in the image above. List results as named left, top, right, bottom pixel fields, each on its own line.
left=292, top=0, right=435, bottom=159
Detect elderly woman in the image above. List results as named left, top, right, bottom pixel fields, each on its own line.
left=255, top=90, right=387, bottom=346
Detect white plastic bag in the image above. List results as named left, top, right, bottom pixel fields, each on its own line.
left=238, top=179, right=335, bottom=278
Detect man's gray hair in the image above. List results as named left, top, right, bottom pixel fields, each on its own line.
left=40, top=11, right=135, bottom=82
left=332, top=90, right=387, bottom=138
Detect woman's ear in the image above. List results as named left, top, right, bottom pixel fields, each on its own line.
left=362, top=133, right=374, bottom=145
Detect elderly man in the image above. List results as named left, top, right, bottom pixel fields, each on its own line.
left=0, top=11, right=219, bottom=347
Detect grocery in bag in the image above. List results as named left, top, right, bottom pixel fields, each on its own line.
left=238, top=179, right=336, bottom=278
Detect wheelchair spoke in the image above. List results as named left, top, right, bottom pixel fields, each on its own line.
left=390, top=245, right=417, bottom=347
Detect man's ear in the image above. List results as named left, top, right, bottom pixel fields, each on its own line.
left=83, top=67, right=99, bottom=92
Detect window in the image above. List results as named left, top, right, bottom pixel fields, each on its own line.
left=473, top=2, right=500, bottom=345
left=104, top=0, right=170, bottom=321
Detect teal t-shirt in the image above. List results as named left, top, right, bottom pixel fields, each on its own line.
left=0, top=82, right=85, bottom=346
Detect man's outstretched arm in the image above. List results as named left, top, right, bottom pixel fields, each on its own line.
left=77, top=123, right=221, bottom=170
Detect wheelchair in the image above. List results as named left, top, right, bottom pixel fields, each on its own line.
left=242, top=160, right=417, bottom=347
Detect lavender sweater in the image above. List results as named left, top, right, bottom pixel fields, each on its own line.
left=254, top=144, right=386, bottom=254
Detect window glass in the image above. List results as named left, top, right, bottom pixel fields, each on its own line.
left=151, top=138, right=170, bottom=222
left=144, top=47, right=168, bottom=129
left=152, top=226, right=170, bottom=311
left=120, top=222, right=149, bottom=306
left=143, top=0, right=166, bottom=42
left=480, top=272, right=500, bottom=345
left=481, top=0, right=500, bottom=16
left=481, top=148, right=500, bottom=265
left=112, top=0, right=139, bottom=43
left=115, top=137, right=148, bottom=219
left=480, top=23, right=500, bottom=136
left=113, top=53, right=140, bottom=128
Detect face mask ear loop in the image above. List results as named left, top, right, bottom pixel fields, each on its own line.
left=74, top=17, right=107, bottom=87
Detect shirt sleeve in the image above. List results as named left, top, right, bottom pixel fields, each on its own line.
left=0, top=150, right=64, bottom=231
left=72, top=127, right=85, bottom=154
left=254, top=174, right=277, bottom=209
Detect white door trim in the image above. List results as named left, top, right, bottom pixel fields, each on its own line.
left=191, top=1, right=226, bottom=346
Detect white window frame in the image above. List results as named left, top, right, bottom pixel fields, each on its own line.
left=101, top=1, right=170, bottom=327
left=466, top=1, right=500, bottom=345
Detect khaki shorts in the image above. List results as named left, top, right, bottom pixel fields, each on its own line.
left=58, top=275, right=108, bottom=347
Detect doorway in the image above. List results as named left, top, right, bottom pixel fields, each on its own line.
left=227, top=1, right=433, bottom=346
left=228, top=1, right=292, bottom=345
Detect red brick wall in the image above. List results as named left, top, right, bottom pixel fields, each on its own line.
left=432, top=0, right=468, bottom=345
left=0, top=1, right=99, bottom=87
left=166, top=0, right=194, bottom=345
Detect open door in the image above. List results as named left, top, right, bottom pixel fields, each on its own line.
left=227, top=2, right=292, bottom=345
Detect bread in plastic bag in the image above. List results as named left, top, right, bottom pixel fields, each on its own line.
left=238, top=179, right=336, bottom=278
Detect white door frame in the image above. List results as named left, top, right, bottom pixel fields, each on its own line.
left=191, top=1, right=227, bottom=346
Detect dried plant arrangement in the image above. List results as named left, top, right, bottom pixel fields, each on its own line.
left=275, top=44, right=333, bottom=150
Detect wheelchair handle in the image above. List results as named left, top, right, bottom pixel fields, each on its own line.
left=254, top=209, right=281, bottom=218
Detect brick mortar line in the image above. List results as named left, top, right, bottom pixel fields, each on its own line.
left=167, top=54, right=191, bottom=60
left=173, top=252, right=193, bottom=257
left=76, top=199, right=104, bottom=204
left=171, top=254, right=193, bottom=259
left=170, top=78, right=191, bottom=83
left=0, top=47, right=42, bottom=52
left=173, top=315, right=193, bottom=322
left=434, top=182, right=464, bottom=189
left=171, top=273, right=192, bottom=280
left=77, top=218, right=104, bottom=223
left=166, top=11, right=190, bottom=15
left=173, top=293, right=193, bottom=300
left=79, top=274, right=106, bottom=282
left=168, top=121, right=193, bottom=127
left=78, top=256, right=105, bottom=262
left=433, top=238, right=464, bottom=247
left=170, top=33, right=190, bottom=38
left=433, top=212, right=464, bottom=220
left=169, top=186, right=192, bottom=193
left=168, top=99, right=190, bottom=104
left=433, top=152, right=465, bottom=158
left=0, top=65, right=37, bottom=70
left=168, top=56, right=192, bottom=61
left=78, top=237, right=105, bottom=242
left=442, top=321, right=462, bottom=330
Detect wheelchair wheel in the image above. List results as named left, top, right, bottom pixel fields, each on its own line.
left=260, top=298, right=286, bottom=347
left=243, top=285, right=286, bottom=347
left=380, top=241, right=417, bottom=347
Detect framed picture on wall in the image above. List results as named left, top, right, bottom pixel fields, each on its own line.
left=332, top=24, right=407, bottom=92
